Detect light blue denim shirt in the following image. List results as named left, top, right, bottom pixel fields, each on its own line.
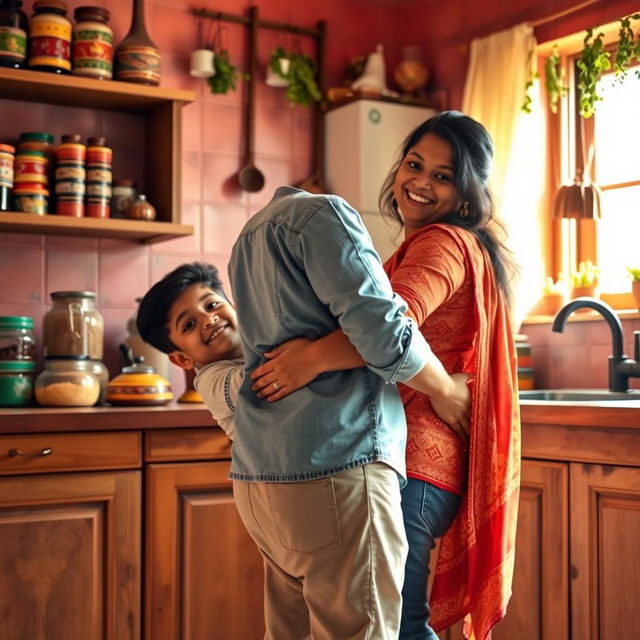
left=228, top=186, right=433, bottom=483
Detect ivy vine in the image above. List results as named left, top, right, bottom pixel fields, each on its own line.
left=544, top=45, right=568, bottom=114
left=207, top=49, right=239, bottom=94
left=614, top=13, right=640, bottom=79
left=576, top=28, right=611, bottom=119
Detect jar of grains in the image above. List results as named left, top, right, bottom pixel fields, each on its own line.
left=34, top=356, right=99, bottom=406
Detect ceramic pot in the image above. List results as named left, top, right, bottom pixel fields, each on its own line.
left=106, top=363, right=172, bottom=406
left=125, top=193, right=156, bottom=220
left=632, top=280, right=640, bottom=311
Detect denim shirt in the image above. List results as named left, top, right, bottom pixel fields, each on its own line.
left=228, top=186, right=432, bottom=483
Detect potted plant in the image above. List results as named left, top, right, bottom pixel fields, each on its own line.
left=266, top=44, right=322, bottom=107
left=570, top=260, right=600, bottom=298
left=266, top=46, right=290, bottom=87
left=207, top=49, right=240, bottom=94
left=533, top=275, right=568, bottom=315
left=627, top=267, right=640, bottom=310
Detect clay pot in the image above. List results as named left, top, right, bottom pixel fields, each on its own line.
left=106, top=363, right=172, bottom=406
left=125, top=193, right=156, bottom=220
left=632, top=281, right=640, bottom=311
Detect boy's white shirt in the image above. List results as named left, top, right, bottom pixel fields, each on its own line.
left=193, top=358, right=243, bottom=440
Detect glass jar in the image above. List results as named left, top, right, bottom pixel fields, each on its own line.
left=111, top=179, right=137, bottom=218
left=72, top=5, right=112, bottom=79
left=0, top=360, right=34, bottom=406
left=28, top=0, right=72, bottom=74
left=90, top=358, right=108, bottom=405
left=35, top=356, right=99, bottom=406
left=0, top=0, right=28, bottom=69
left=43, top=290, right=104, bottom=359
left=0, top=315, right=35, bottom=360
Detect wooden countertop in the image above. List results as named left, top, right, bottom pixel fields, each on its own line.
left=520, top=400, right=640, bottom=429
left=0, top=402, right=215, bottom=434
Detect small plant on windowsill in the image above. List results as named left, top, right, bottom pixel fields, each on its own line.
left=570, top=260, right=600, bottom=298
left=537, top=276, right=568, bottom=315
left=627, top=267, right=640, bottom=310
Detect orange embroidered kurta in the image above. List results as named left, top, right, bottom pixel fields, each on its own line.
left=385, top=224, right=521, bottom=640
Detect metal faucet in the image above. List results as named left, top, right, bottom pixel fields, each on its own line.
left=552, top=297, right=640, bottom=392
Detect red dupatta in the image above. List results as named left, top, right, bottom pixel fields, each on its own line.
left=407, top=226, right=521, bottom=638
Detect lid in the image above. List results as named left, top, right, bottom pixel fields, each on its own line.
left=123, top=363, right=155, bottom=374
left=19, top=132, right=55, bottom=144
left=60, top=133, right=83, bottom=144
left=13, top=185, right=49, bottom=195
left=87, top=136, right=107, bottom=147
left=0, top=360, right=36, bottom=372
left=0, top=316, right=34, bottom=330
left=33, top=0, right=68, bottom=13
left=74, top=6, right=109, bottom=22
left=50, top=290, right=97, bottom=300
left=115, top=179, right=137, bottom=188
left=0, top=144, right=15, bottom=154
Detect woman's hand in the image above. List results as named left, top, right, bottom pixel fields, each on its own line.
left=251, top=338, right=320, bottom=401
left=430, top=373, right=472, bottom=442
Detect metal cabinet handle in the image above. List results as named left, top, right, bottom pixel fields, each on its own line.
left=8, top=448, right=24, bottom=457
left=39, top=448, right=53, bottom=456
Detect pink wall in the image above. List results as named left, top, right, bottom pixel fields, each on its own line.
left=0, top=0, right=637, bottom=394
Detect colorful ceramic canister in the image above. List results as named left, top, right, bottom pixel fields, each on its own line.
left=55, top=133, right=85, bottom=216
left=72, top=6, right=113, bottom=80
left=0, top=143, right=14, bottom=211
left=14, top=149, right=48, bottom=186
left=85, top=136, right=112, bottom=217
left=13, top=183, right=48, bottom=214
left=0, top=360, right=35, bottom=406
left=0, top=0, right=29, bottom=69
left=27, top=0, right=72, bottom=74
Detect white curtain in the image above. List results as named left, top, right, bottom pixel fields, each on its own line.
left=462, top=23, right=547, bottom=330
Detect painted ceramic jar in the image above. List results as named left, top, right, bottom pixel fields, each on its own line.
left=85, top=136, right=112, bottom=217
left=13, top=183, right=48, bottom=214
left=14, top=150, right=48, bottom=185
left=0, top=143, right=14, bottom=211
left=72, top=6, right=112, bottom=80
left=27, top=0, right=72, bottom=74
left=18, top=131, right=56, bottom=200
left=125, top=193, right=156, bottom=220
left=0, top=0, right=28, bottom=69
left=55, top=133, right=85, bottom=216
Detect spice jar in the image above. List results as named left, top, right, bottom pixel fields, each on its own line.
left=0, top=315, right=35, bottom=360
left=0, top=0, right=28, bottom=69
left=28, top=0, right=71, bottom=74
left=0, top=360, right=34, bottom=406
left=72, top=6, right=112, bottom=79
left=13, top=183, right=48, bottom=214
left=18, top=131, right=56, bottom=192
left=43, top=290, right=104, bottom=359
left=85, top=136, right=112, bottom=218
left=34, top=356, right=99, bottom=406
left=0, top=143, right=14, bottom=211
left=55, top=133, right=86, bottom=217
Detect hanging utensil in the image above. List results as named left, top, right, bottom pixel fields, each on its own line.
left=237, top=6, right=265, bottom=192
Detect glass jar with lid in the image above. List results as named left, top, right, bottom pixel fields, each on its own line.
left=0, top=360, right=34, bottom=406
left=0, top=315, right=35, bottom=360
left=34, top=356, right=99, bottom=406
left=0, top=0, right=29, bottom=69
left=43, top=290, right=104, bottom=359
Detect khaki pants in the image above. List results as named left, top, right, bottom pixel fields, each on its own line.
left=233, top=462, right=408, bottom=640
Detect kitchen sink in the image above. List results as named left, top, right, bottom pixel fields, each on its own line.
left=519, top=389, right=640, bottom=402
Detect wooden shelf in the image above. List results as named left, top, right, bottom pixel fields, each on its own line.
left=0, top=67, right=194, bottom=111
left=0, top=212, right=193, bottom=244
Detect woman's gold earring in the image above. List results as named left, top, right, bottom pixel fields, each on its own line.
left=460, top=201, right=469, bottom=218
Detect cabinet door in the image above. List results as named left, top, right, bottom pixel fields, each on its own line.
left=570, top=463, right=640, bottom=640
left=443, top=459, right=570, bottom=639
left=0, top=470, right=141, bottom=640
left=145, top=461, right=264, bottom=640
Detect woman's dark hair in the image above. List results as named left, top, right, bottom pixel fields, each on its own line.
left=136, top=262, right=225, bottom=354
left=378, top=110, right=517, bottom=304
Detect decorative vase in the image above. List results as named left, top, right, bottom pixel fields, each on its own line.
left=632, top=281, right=640, bottom=311
left=114, top=0, right=160, bottom=86
left=125, top=193, right=156, bottom=220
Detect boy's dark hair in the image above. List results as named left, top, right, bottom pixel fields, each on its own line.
left=137, top=262, right=225, bottom=354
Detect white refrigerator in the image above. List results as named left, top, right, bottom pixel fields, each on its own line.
left=324, top=99, right=435, bottom=260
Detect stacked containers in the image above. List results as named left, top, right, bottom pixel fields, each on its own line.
left=72, top=6, right=113, bottom=79
left=27, top=0, right=71, bottom=74
left=13, top=144, right=49, bottom=214
left=85, top=136, right=111, bottom=217
left=55, top=133, right=85, bottom=216
left=0, top=315, right=35, bottom=406
left=17, top=131, right=55, bottom=211
left=0, top=143, right=14, bottom=211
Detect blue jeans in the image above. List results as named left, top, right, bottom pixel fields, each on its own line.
left=400, top=478, right=462, bottom=640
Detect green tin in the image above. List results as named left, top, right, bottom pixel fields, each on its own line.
left=0, top=360, right=35, bottom=406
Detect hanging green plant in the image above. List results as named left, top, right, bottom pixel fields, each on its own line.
left=268, top=46, right=289, bottom=79
left=614, top=13, right=640, bottom=79
left=544, top=45, right=568, bottom=114
left=576, top=27, right=611, bottom=118
left=286, top=51, right=322, bottom=107
left=207, top=49, right=239, bottom=94
left=520, top=46, right=539, bottom=114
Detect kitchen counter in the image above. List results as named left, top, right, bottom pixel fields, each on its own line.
left=0, top=402, right=214, bottom=434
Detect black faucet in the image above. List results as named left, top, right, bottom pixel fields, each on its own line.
left=552, top=296, right=640, bottom=392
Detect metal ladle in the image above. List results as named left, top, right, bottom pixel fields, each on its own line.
left=238, top=6, right=265, bottom=192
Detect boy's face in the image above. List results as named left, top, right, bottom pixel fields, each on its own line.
left=166, top=283, right=242, bottom=370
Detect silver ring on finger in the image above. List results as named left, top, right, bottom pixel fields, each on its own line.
left=272, top=381, right=279, bottom=391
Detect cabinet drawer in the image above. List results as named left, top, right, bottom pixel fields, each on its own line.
left=145, top=428, right=231, bottom=462
left=0, top=431, right=141, bottom=476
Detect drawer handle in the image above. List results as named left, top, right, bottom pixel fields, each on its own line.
left=40, top=448, right=53, bottom=457
left=9, top=448, right=24, bottom=457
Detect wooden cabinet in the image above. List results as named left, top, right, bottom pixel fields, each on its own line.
left=144, top=429, right=264, bottom=640
left=0, top=67, right=194, bottom=244
left=0, top=431, right=141, bottom=640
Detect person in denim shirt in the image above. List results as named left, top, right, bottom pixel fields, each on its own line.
left=228, top=185, right=470, bottom=640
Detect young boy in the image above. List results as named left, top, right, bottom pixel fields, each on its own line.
left=136, top=262, right=242, bottom=440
